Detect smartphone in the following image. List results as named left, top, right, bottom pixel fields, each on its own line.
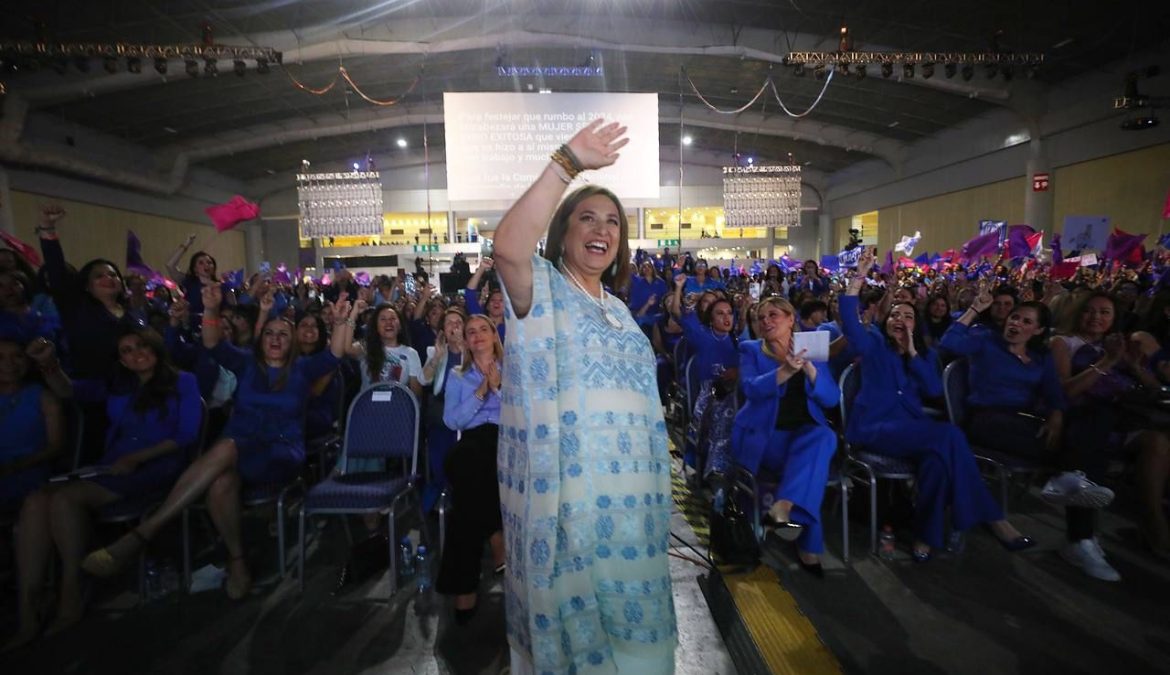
left=749, top=282, right=761, bottom=300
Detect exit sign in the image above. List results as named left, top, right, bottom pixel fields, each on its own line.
left=656, top=239, right=680, bottom=247
left=413, top=244, right=439, bottom=252
left=1032, top=173, right=1050, bottom=192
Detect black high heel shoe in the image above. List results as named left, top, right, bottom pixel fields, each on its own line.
left=454, top=604, right=479, bottom=627
left=797, top=557, right=824, bottom=578
left=762, top=513, right=804, bottom=542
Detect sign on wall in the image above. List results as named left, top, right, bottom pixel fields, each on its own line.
left=1032, top=172, right=1050, bottom=192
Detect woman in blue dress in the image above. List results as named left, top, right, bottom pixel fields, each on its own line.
left=0, top=338, right=63, bottom=510
left=731, top=297, right=839, bottom=576
left=841, top=249, right=1033, bottom=561
left=9, top=329, right=198, bottom=648
left=79, top=285, right=357, bottom=598
left=671, top=275, right=739, bottom=478
left=164, top=234, right=218, bottom=317
left=493, top=121, right=676, bottom=674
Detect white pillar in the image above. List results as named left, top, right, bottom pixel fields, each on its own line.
left=1024, top=137, right=1053, bottom=232
left=247, top=223, right=265, bottom=272
left=818, top=213, right=833, bottom=257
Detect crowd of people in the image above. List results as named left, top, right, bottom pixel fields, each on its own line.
left=2, top=148, right=1169, bottom=670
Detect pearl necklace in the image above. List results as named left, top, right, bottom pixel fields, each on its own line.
left=560, top=263, right=624, bottom=330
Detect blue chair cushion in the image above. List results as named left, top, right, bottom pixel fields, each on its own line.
left=241, top=482, right=293, bottom=506
left=303, top=474, right=411, bottom=512
left=854, top=450, right=917, bottom=476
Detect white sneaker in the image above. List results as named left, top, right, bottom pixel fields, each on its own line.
left=1041, top=471, right=1115, bottom=508
left=1060, top=539, right=1121, bottom=582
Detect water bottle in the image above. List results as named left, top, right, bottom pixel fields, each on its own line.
left=144, top=559, right=160, bottom=601
left=398, top=536, right=415, bottom=583
left=878, top=525, right=897, bottom=560
left=712, top=487, right=726, bottom=514
left=415, top=546, right=432, bottom=592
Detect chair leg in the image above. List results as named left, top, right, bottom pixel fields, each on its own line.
left=840, top=479, right=850, bottom=564
left=438, top=490, right=448, bottom=559
left=387, top=515, right=398, bottom=597
left=869, top=475, right=878, bottom=556
left=277, top=494, right=287, bottom=576
left=1000, top=469, right=1011, bottom=516
left=297, top=506, right=306, bottom=593
left=182, top=508, right=191, bottom=593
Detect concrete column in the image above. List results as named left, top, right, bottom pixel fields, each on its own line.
left=1024, top=136, right=1053, bottom=232
left=636, top=208, right=645, bottom=239
left=247, top=222, right=265, bottom=272
left=447, top=209, right=456, bottom=244
left=818, top=213, right=833, bottom=257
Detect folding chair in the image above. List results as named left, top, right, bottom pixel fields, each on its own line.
left=297, top=382, right=425, bottom=595
left=942, top=359, right=1048, bottom=514
left=838, top=363, right=918, bottom=555
left=729, top=461, right=851, bottom=563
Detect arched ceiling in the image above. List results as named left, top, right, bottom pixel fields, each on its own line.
left=2, top=0, right=1168, bottom=186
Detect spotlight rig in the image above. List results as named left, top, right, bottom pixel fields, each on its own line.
left=0, top=40, right=282, bottom=78
left=785, top=51, right=1044, bottom=82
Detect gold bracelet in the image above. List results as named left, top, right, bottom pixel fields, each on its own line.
left=550, top=149, right=581, bottom=180
left=549, top=161, right=572, bottom=184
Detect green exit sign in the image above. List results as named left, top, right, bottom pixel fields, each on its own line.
left=413, top=244, right=439, bottom=252
left=656, top=239, right=680, bottom=247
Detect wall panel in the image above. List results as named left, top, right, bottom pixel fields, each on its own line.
left=1052, top=143, right=1170, bottom=236
left=9, top=191, right=247, bottom=274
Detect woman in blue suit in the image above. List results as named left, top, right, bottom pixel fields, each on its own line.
left=841, top=249, right=1033, bottom=561
left=732, top=296, right=839, bottom=575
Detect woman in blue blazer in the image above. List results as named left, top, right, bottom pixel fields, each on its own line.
left=732, top=296, right=839, bottom=575
left=841, top=249, right=1033, bottom=561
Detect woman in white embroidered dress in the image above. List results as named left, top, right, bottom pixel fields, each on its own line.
left=493, top=121, right=677, bottom=675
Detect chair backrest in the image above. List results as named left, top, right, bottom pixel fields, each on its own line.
left=942, top=358, right=969, bottom=427
left=64, top=400, right=85, bottom=472
left=340, top=382, right=420, bottom=476
left=685, top=355, right=701, bottom=414
left=673, top=337, right=689, bottom=385
left=838, top=362, right=860, bottom=429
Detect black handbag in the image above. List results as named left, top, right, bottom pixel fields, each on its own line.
left=709, top=488, right=760, bottom=566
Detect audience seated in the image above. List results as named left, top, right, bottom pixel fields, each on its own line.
left=8, top=329, right=197, bottom=649
left=732, top=297, right=839, bottom=576
left=418, top=307, right=467, bottom=511
left=75, top=285, right=356, bottom=599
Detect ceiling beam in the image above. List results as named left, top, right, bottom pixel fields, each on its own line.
left=18, top=17, right=1010, bottom=105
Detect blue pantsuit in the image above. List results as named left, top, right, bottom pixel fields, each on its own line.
left=732, top=340, right=839, bottom=553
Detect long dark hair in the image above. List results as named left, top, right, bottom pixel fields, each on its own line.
left=543, top=185, right=632, bottom=291
left=880, top=301, right=928, bottom=357
left=115, top=327, right=180, bottom=417
left=701, top=297, right=739, bottom=350
left=186, top=251, right=217, bottom=280
left=364, top=305, right=411, bottom=381
left=77, top=258, right=127, bottom=306
left=296, top=312, right=328, bottom=355
left=1014, top=301, right=1054, bottom=353
left=251, top=316, right=296, bottom=391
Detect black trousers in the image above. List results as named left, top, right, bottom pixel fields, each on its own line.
left=967, top=409, right=1094, bottom=542
left=436, top=423, right=501, bottom=596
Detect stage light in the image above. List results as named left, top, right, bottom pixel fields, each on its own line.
left=154, top=57, right=167, bottom=75
left=185, top=59, right=199, bottom=77
left=233, top=59, right=246, bottom=76
left=1001, top=65, right=1013, bottom=81
left=52, top=57, right=68, bottom=74
left=396, top=138, right=408, bottom=148
left=881, top=62, right=893, bottom=78
left=840, top=63, right=851, bottom=76
left=794, top=64, right=805, bottom=77
left=945, top=63, right=957, bottom=78
left=127, top=57, right=142, bottom=74
left=204, top=58, right=218, bottom=76
left=855, top=64, right=866, bottom=79
left=256, top=56, right=269, bottom=74
left=961, top=64, right=974, bottom=81
left=922, top=63, right=935, bottom=79
left=985, top=63, right=999, bottom=79
left=103, top=56, right=118, bottom=73
left=903, top=63, right=914, bottom=78
left=682, top=135, right=693, bottom=146
left=814, top=64, right=826, bottom=80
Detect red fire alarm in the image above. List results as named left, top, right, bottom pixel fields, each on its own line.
left=1032, top=172, right=1050, bottom=192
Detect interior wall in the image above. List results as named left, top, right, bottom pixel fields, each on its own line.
left=1052, top=143, right=1170, bottom=235
left=9, top=190, right=247, bottom=274
left=831, top=142, right=1170, bottom=253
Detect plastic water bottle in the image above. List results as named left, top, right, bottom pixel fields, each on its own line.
left=415, top=546, right=432, bottom=592
left=878, top=525, right=897, bottom=560
left=398, top=536, right=415, bottom=583
left=712, top=487, right=726, bottom=514
left=144, top=559, right=160, bottom=601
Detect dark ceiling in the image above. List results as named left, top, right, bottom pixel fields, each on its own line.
left=3, top=0, right=1169, bottom=183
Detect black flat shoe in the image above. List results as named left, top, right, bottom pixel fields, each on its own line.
left=797, top=558, right=824, bottom=578
left=998, top=535, right=1036, bottom=552
left=762, top=513, right=804, bottom=542
left=454, top=605, right=478, bottom=627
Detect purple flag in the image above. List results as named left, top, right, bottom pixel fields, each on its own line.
left=1051, top=233, right=1063, bottom=264
left=960, top=230, right=1001, bottom=261
left=126, top=230, right=153, bottom=275
left=880, top=250, right=894, bottom=275
left=1007, top=225, right=1036, bottom=258
left=1104, top=228, right=1146, bottom=262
